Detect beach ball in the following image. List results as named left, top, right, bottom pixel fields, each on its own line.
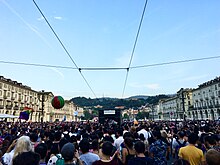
left=51, top=96, right=65, bottom=109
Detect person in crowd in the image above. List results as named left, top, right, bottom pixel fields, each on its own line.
left=12, top=151, right=40, bottom=165
left=149, top=131, right=167, bottom=165
left=178, top=133, right=205, bottom=165
left=205, top=149, right=220, bottom=165
left=114, top=129, right=124, bottom=150
left=2, top=135, right=33, bottom=165
left=29, top=132, right=39, bottom=150
left=137, top=125, right=151, bottom=143
left=161, top=130, right=171, bottom=160
left=121, top=137, right=135, bottom=165
left=93, top=141, right=119, bottom=165
left=35, top=143, right=47, bottom=165
left=172, top=131, right=188, bottom=158
left=91, top=139, right=100, bottom=156
left=79, top=138, right=100, bottom=165
left=61, top=142, right=81, bottom=165
left=204, top=135, right=220, bottom=152
left=128, top=141, right=153, bottom=165
left=50, top=131, right=62, bottom=155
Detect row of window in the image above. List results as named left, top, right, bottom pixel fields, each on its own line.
left=0, top=83, right=37, bottom=96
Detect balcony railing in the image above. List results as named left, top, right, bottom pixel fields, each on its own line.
left=13, top=106, right=19, bottom=110
left=6, top=105, right=12, bottom=110
left=208, top=105, right=214, bottom=108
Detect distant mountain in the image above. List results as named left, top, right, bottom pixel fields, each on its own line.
left=128, top=95, right=149, bottom=99
left=70, top=94, right=171, bottom=109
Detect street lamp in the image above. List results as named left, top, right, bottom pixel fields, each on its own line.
left=38, top=90, right=49, bottom=123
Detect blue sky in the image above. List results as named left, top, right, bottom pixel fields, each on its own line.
left=1, top=0, right=220, bottom=99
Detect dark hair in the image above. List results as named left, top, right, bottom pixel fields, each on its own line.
left=35, top=143, right=47, bottom=159
left=82, top=133, right=89, bottom=139
left=178, top=131, right=185, bottom=138
left=123, top=132, right=133, bottom=139
left=134, top=132, right=139, bottom=139
left=152, top=131, right=162, bottom=139
left=54, top=131, right=62, bottom=141
left=103, top=136, right=114, bottom=143
left=102, top=141, right=113, bottom=156
left=29, top=133, right=38, bottom=142
left=124, top=137, right=134, bottom=149
left=59, top=138, right=69, bottom=151
left=92, top=139, right=99, bottom=150
left=188, top=133, right=198, bottom=144
left=134, top=141, right=145, bottom=154
left=13, top=151, right=40, bottom=165
left=205, top=135, right=216, bottom=145
left=139, top=133, right=145, bottom=141
left=79, top=138, right=90, bottom=154
left=116, top=129, right=123, bottom=136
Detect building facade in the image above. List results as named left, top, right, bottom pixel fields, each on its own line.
left=160, top=97, right=177, bottom=120
left=176, top=88, right=193, bottom=120
left=0, top=76, right=76, bottom=122
left=189, top=77, right=220, bottom=120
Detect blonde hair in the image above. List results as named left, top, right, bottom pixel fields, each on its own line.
left=13, top=136, right=33, bottom=159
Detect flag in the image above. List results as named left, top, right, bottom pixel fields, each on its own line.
left=19, top=107, right=33, bottom=120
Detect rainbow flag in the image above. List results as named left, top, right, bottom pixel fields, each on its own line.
left=19, top=107, right=33, bottom=120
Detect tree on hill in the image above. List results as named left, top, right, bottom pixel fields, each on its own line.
left=71, top=95, right=171, bottom=110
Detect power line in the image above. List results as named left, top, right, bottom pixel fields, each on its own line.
left=130, top=55, right=220, bottom=69
left=1, top=55, right=220, bottom=70
left=0, top=60, right=77, bottom=70
left=122, top=0, right=148, bottom=98
left=32, top=0, right=97, bottom=98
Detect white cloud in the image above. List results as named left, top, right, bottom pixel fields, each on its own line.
left=2, top=0, right=52, bottom=48
left=54, top=16, right=62, bottom=20
left=50, top=68, right=64, bottom=79
left=37, top=16, right=44, bottom=21
left=146, top=83, right=160, bottom=90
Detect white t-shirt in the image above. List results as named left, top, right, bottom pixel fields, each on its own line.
left=79, top=152, right=100, bottom=165
left=138, top=129, right=150, bottom=140
left=114, top=136, right=124, bottom=150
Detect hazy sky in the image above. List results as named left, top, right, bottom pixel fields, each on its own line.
left=1, top=0, right=220, bottom=99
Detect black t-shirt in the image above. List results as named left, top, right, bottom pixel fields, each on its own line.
left=128, top=157, right=154, bottom=165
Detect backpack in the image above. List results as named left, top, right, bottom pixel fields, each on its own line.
left=56, top=154, right=65, bottom=165
left=175, top=140, right=187, bottom=158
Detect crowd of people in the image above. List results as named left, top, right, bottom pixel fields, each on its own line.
left=0, top=119, right=219, bottom=165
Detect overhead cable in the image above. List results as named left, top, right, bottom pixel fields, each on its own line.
left=122, top=0, right=149, bottom=98
left=130, top=55, right=220, bottom=69
left=33, top=0, right=97, bottom=98
left=1, top=55, right=220, bottom=70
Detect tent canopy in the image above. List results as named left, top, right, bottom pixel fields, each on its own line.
left=0, top=114, right=19, bottom=118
